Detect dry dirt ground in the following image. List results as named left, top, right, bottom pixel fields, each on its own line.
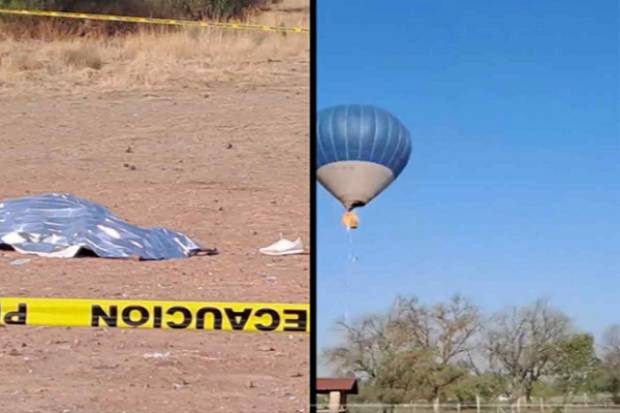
left=0, top=5, right=309, bottom=413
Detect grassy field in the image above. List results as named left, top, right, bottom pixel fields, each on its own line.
left=0, top=3, right=308, bottom=92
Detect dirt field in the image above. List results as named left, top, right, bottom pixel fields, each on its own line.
left=0, top=4, right=309, bottom=412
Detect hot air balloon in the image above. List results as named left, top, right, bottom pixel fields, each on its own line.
left=317, top=104, right=412, bottom=229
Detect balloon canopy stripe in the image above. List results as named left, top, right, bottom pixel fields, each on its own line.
left=316, top=105, right=412, bottom=179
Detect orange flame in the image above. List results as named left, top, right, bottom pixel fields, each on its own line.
left=342, top=211, right=359, bottom=230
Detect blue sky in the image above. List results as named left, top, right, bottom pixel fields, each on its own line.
left=317, top=0, right=619, bottom=373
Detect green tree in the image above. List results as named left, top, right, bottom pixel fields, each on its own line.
left=553, top=333, right=601, bottom=402
left=451, top=372, right=508, bottom=402
left=601, top=325, right=620, bottom=404
left=322, top=313, right=393, bottom=381
left=323, top=295, right=481, bottom=404
left=484, top=299, right=573, bottom=402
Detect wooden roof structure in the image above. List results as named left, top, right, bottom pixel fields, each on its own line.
left=316, top=378, right=358, bottom=394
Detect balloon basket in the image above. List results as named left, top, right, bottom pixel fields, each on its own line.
left=342, top=211, right=359, bottom=230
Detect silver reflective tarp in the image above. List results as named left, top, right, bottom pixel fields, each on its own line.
left=0, top=193, right=206, bottom=260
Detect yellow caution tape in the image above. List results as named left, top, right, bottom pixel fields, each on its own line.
left=0, top=297, right=309, bottom=333
left=0, top=8, right=309, bottom=34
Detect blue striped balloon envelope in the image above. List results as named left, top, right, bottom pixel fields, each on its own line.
left=317, top=105, right=412, bottom=227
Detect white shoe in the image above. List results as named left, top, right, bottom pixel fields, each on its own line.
left=259, top=237, right=304, bottom=256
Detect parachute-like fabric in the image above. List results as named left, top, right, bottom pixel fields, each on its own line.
left=0, top=193, right=205, bottom=260
left=317, top=105, right=412, bottom=211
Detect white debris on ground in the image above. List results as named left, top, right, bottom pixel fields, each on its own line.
left=9, top=258, right=31, bottom=266
left=259, top=235, right=304, bottom=256
left=142, top=352, right=171, bottom=359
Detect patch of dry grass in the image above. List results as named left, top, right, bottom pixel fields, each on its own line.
left=60, top=45, right=104, bottom=70
left=0, top=4, right=308, bottom=93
